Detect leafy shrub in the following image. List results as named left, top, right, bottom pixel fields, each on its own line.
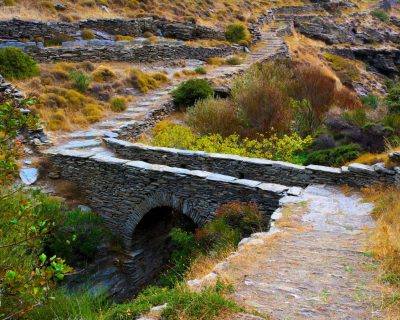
left=45, top=209, right=108, bottom=266
left=0, top=47, right=39, bottom=79
left=361, top=94, right=379, bottom=109
left=225, top=22, right=250, bottom=43
left=231, top=62, right=293, bottom=136
left=171, top=79, right=214, bottom=110
left=304, top=143, right=361, bottom=167
left=187, top=98, right=242, bottom=136
left=371, top=9, right=390, bottom=22
left=69, top=70, right=91, bottom=92
left=0, top=188, right=72, bottom=318
left=81, top=28, right=95, bottom=40
left=150, top=121, right=312, bottom=163
left=92, top=66, right=116, bottom=82
left=385, top=82, right=400, bottom=113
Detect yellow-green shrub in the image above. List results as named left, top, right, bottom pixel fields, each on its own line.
left=81, top=28, right=95, bottom=40
left=92, top=66, right=116, bottom=82
left=323, top=52, right=360, bottom=82
left=126, top=68, right=166, bottom=93
left=110, top=96, right=128, bottom=112
left=187, top=98, right=242, bottom=137
left=150, top=121, right=313, bottom=163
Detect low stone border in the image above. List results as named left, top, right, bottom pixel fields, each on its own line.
left=104, top=138, right=400, bottom=188
left=24, top=42, right=240, bottom=63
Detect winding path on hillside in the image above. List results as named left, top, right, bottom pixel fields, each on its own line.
left=212, top=185, right=382, bottom=320
left=45, top=22, right=289, bottom=155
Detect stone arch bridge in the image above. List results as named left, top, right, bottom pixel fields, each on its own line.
left=46, top=138, right=399, bottom=295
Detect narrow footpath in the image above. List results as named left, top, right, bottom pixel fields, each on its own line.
left=220, top=185, right=382, bottom=320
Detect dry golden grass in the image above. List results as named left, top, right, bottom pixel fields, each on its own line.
left=362, top=185, right=400, bottom=319
left=352, top=146, right=400, bottom=167
left=0, top=0, right=305, bottom=27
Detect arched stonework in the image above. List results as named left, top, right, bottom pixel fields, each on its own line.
left=122, top=191, right=209, bottom=247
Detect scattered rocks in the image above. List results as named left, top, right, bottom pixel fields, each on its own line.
left=54, top=3, right=66, bottom=11
left=389, top=151, right=400, bottom=164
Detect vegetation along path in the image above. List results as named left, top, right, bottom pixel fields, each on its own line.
left=44, top=21, right=290, bottom=156
left=197, top=185, right=383, bottom=320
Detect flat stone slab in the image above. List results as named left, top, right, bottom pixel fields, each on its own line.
left=19, top=168, right=38, bottom=185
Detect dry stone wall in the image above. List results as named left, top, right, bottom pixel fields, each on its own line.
left=24, top=43, right=239, bottom=63
left=105, top=138, right=400, bottom=188
left=0, top=18, right=225, bottom=41
left=47, top=149, right=289, bottom=243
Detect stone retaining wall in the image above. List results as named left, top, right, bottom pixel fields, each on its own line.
left=0, top=74, right=24, bottom=102
left=24, top=43, right=239, bottom=63
left=48, top=149, right=288, bottom=241
left=105, top=138, right=400, bottom=188
left=0, top=18, right=225, bottom=41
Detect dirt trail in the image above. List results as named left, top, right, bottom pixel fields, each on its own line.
left=218, top=185, right=382, bottom=320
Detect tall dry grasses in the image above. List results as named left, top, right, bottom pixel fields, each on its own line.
left=363, top=186, right=400, bottom=319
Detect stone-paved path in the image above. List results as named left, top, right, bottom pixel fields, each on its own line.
left=219, top=185, right=382, bottom=320
left=43, top=22, right=289, bottom=155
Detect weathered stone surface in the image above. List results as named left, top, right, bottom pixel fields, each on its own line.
left=0, top=18, right=225, bottom=41
left=104, top=139, right=400, bottom=188
left=331, top=46, right=400, bottom=77
left=24, top=43, right=239, bottom=63
left=49, top=150, right=287, bottom=242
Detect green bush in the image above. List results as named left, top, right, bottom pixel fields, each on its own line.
left=225, top=23, right=250, bottom=43
left=194, top=66, right=207, bottom=74
left=305, top=144, right=361, bottom=167
left=361, top=94, right=379, bottom=109
left=371, top=9, right=390, bottom=22
left=0, top=47, right=39, bottom=79
left=171, top=79, right=214, bottom=110
left=385, top=82, right=400, bottom=113
left=0, top=188, right=72, bottom=318
left=110, top=97, right=128, bottom=112
left=45, top=209, right=108, bottom=266
left=69, top=70, right=91, bottom=93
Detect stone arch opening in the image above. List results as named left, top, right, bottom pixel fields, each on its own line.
left=124, top=205, right=197, bottom=294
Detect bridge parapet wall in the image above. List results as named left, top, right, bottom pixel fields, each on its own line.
left=105, top=138, right=400, bottom=188
left=47, top=148, right=289, bottom=244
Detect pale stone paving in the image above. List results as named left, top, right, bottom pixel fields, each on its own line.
left=227, top=185, right=382, bottom=320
